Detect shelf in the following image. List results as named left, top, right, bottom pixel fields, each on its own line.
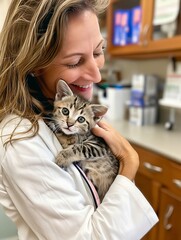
left=159, top=99, right=181, bottom=109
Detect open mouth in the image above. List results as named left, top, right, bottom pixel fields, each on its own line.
left=71, top=83, right=92, bottom=92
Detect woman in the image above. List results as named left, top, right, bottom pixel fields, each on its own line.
left=0, top=0, right=158, bottom=239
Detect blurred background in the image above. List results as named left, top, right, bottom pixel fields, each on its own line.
left=1, top=0, right=181, bottom=240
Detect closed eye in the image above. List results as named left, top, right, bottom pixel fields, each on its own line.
left=94, top=39, right=107, bottom=57
left=66, top=58, right=84, bottom=69
left=93, top=45, right=106, bottom=58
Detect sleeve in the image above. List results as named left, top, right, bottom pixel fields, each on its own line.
left=1, top=121, right=158, bottom=240
left=95, top=176, right=159, bottom=240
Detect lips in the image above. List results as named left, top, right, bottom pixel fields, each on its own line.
left=71, top=83, right=92, bottom=92
left=67, top=83, right=93, bottom=100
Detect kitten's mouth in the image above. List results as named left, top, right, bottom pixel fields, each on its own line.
left=62, top=127, right=74, bottom=135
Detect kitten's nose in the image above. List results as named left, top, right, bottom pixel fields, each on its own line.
left=67, top=120, right=74, bottom=127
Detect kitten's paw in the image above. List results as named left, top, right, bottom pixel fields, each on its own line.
left=68, top=138, right=76, bottom=145
left=56, top=153, right=70, bottom=168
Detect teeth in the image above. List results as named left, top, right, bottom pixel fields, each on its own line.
left=73, top=84, right=92, bottom=89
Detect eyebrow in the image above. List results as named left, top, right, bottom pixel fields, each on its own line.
left=63, top=39, right=105, bottom=59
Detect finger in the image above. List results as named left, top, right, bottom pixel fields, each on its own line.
left=91, top=124, right=107, bottom=137
left=96, top=120, right=112, bottom=131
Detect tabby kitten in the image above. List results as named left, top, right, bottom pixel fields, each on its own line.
left=52, top=80, right=119, bottom=201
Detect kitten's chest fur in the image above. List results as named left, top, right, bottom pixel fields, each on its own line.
left=56, top=132, right=79, bottom=149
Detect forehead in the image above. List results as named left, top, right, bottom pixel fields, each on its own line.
left=60, top=10, right=101, bottom=55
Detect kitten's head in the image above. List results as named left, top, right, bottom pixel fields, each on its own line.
left=53, top=80, right=108, bottom=135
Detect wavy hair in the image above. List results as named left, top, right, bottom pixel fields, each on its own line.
left=0, top=0, right=109, bottom=140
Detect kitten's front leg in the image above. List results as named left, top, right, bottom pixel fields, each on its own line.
left=56, top=144, right=82, bottom=167
left=56, top=141, right=99, bottom=168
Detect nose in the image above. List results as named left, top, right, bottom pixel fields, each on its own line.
left=82, top=56, right=104, bottom=83
left=67, top=118, right=75, bottom=127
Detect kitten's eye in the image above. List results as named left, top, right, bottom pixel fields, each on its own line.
left=77, top=116, right=85, bottom=123
left=62, top=107, right=69, bottom=115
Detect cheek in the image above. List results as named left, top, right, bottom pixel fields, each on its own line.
left=60, top=71, right=81, bottom=84
left=37, top=67, right=60, bottom=91
left=38, top=65, right=79, bottom=94
left=55, top=109, right=64, bottom=120
left=79, top=122, right=89, bottom=133
left=48, top=65, right=81, bottom=84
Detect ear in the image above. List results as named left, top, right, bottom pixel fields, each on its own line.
left=55, top=80, right=73, bottom=100
left=90, top=104, right=108, bottom=122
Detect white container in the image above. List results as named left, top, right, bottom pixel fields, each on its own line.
left=129, top=106, right=157, bottom=126
left=98, top=87, right=131, bottom=121
left=131, top=74, right=158, bottom=96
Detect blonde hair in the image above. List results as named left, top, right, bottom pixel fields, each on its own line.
left=0, top=0, right=109, bottom=140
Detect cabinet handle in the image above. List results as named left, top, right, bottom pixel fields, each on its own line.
left=173, top=179, right=181, bottom=189
left=143, top=162, right=163, bottom=173
left=164, top=205, right=174, bottom=230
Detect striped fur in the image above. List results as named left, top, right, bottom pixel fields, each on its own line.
left=52, top=80, right=119, bottom=201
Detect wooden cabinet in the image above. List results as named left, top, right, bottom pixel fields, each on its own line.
left=107, top=0, right=181, bottom=58
left=158, top=188, right=181, bottom=240
left=132, top=143, right=181, bottom=240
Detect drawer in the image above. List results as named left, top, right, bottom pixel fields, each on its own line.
left=132, top=143, right=170, bottom=185
left=132, top=143, right=181, bottom=197
left=168, top=161, right=181, bottom=197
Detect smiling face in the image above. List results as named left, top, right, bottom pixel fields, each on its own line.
left=37, top=10, right=105, bottom=100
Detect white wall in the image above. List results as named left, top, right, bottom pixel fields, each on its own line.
left=0, top=0, right=11, bottom=31
left=103, top=55, right=181, bottom=129
left=0, top=205, right=17, bottom=239
left=104, top=57, right=169, bottom=81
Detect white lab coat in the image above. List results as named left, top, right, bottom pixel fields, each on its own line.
left=0, top=115, right=158, bottom=240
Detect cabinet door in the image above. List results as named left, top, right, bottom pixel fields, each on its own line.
left=158, top=188, right=181, bottom=240
left=107, top=0, right=181, bottom=58
left=132, top=144, right=169, bottom=186
left=107, top=0, right=154, bottom=56
left=149, top=0, right=181, bottom=55
left=135, top=172, right=159, bottom=240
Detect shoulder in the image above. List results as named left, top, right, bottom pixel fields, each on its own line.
left=0, top=114, right=61, bottom=156
left=0, top=115, right=33, bottom=141
left=0, top=114, right=52, bottom=144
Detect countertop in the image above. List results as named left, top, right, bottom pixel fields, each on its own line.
left=107, top=120, right=181, bottom=164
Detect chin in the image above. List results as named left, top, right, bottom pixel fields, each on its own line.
left=79, top=88, right=93, bottom=101
left=63, top=130, right=73, bottom=135
left=81, top=93, right=93, bottom=101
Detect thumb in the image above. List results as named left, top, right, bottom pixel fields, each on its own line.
left=92, top=120, right=111, bottom=138
left=91, top=125, right=105, bottom=138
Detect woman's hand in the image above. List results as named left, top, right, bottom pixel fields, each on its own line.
left=92, top=120, right=139, bottom=181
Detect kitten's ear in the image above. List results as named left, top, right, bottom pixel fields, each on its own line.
left=91, top=104, right=108, bottom=122
left=55, top=80, right=73, bottom=100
